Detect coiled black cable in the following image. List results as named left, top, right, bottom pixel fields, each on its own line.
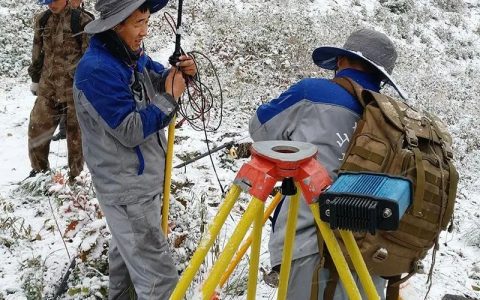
left=164, top=12, right=224, bottom=132
left=164, top=11, right=226, bottom=194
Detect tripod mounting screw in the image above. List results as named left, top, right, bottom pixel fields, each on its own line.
left=281, top=177, right=297, bottom=196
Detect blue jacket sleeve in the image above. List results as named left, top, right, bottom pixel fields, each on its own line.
left=76, top=64, right=177, bottom=148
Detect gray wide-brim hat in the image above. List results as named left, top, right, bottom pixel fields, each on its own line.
left=312, top=28, right=406, bottom=98
left=85, top=0, right=168, bottom=34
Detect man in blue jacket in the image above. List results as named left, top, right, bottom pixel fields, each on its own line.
left=73, top=0, right=196, bottom=298
left=249, top=29, right=403, bottom=299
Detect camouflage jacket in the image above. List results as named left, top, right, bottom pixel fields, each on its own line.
left=28, top=7, right=92, bottom=101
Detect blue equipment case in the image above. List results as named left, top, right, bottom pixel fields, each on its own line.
left=318, top=172, right=412, bottom=234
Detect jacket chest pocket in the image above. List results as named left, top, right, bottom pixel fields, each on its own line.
left=62, top=30, right=80, bottom=51
left=41, top=28, right=53, bottom=51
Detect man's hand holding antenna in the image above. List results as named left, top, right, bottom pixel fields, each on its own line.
left=165, top=55, right=197, bottom=101
left=176, top=55, right=197, bottom=76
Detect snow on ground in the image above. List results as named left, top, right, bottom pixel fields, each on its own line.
left=0, top=0, right=480, bottom=299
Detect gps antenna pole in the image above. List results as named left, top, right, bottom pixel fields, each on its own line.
left=169, top=0, right=184, bottom=66
left=163, top=0, right=185, bottom=235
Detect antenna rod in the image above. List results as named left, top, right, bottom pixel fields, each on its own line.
left=169, top=0, right=184, bottom=65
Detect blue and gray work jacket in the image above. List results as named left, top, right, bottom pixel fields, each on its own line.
left=249, top=68, right=381, bottom=267
left=74, top=36, right=178, bottom=205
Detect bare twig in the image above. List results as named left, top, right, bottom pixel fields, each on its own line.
left=47, top=196, right=71, bottom=260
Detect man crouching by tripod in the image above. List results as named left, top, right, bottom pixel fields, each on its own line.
left=73, top=0, right=196, bottom=298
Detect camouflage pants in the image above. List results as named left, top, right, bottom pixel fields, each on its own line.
left=28, top=88, right=83, bottom=178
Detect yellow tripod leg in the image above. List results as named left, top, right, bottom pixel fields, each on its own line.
left=309, top=203, right=362, bottom=300
left=202, top=197, right=265, bottom=299
left=162, top=117, right=176, bottom=235
left=277, top=187, right=301, bottom=300
left=339, top=230, right=380, bottom=300
left=170, top=185, right=242, bottom=300
left=220, top=192, right=283, bottom=287
left=247, top=199, right=264, bottom=300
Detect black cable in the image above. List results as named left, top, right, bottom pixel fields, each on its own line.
left=179, top=52, right=225, bottom=193
left=202, top=120, right=226, bottom=195
left=179, top=50, right=224, bottom=132
left=162, top=6, right=226, bottom=195
left=164, top=11, right=224, bottom=132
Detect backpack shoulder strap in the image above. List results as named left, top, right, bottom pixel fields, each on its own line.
left=39, top=9, right=52, bottom=32
left=31, top=10, right=51, bottom=81
left=323, top=254, right=339, bottom=300
left=81, top=6, right=96, bottom=20
left=70, top=8, right=83, bottom=48
left=331, top=77, right=372, bottom=108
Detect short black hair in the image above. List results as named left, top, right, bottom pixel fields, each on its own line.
left=119, top=2, right=150, bottom=25
left=343, top=56, right=384, bottom=80
left=138, top=2, right=150, bottom=13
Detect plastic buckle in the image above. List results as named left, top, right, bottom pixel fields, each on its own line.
left=442, top=142, right=454, bottom=160
left=372, top=248, right=388, bottom=262
left=405, top=128, right=418, bottom=148
left=413, top=260, right=425, bottom=274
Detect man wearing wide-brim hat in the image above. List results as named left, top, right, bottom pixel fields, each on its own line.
left=249, top=28, right=402, bottom=299
left=74, top=0, right=196, bottom=298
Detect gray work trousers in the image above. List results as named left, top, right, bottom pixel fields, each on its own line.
left=286, top=254, right=387, bottom=300
left=99, top=194, right=178, bottom=300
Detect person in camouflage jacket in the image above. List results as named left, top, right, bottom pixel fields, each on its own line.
left=27, top=0, right=93, bottom=181
left=48, top=0, right=95, bottom=142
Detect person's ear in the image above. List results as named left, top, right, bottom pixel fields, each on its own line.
left=113, top=22, right=126, bottom=33
left=336, top=56, right=346, bottom=70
